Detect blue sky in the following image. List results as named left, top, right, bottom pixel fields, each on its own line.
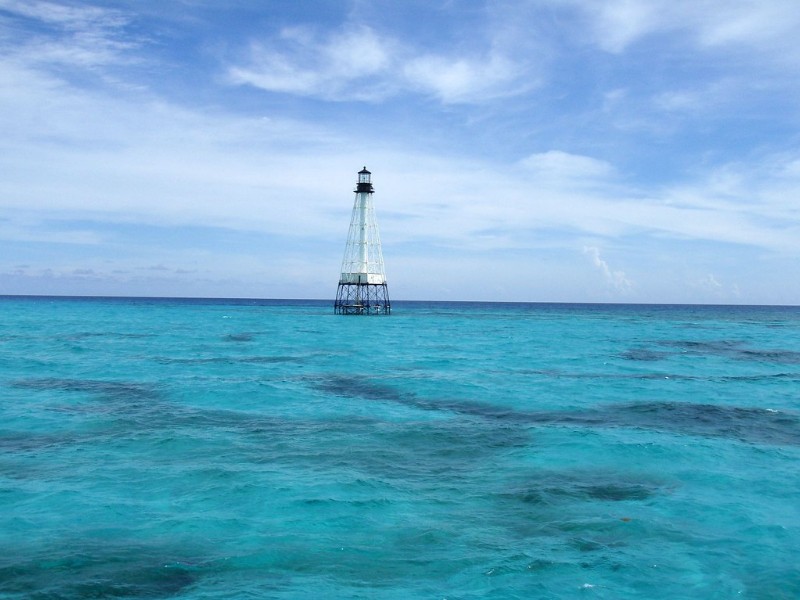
left=1, top=0, right=799, bottom=303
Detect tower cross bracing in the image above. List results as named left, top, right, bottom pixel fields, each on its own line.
left=334, top=167, right=391, bottom=315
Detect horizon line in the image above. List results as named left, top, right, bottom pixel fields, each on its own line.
left=0, top=294, right=798, bottom=309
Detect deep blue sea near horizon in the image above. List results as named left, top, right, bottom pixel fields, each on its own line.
left=1, top=296, right=799, bottom=599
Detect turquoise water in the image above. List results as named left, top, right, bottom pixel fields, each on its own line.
left=1, top=297, right=799, bottom=599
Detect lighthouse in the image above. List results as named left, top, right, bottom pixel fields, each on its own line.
left=334, top=167, right=391, bottom=315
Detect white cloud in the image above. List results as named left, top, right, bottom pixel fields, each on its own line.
left=0, top=0, right=138, bottom=69
left=690, top=273, right=741, bottom=301
left=228, top=23, right=528, bottom=104
left=0, top=0, right=122, bottom=28
left=0, top=62, right=351, bottom=237
left=571, top=0, right=800, bottom=63
left=519, top=151, right=614, bottom=179
left=583, top=246, right=633, bottom=294
left=228, top=25, right=393, bottom=101
left=651, top=78, right=744, bottom=114
left=581, top=0, right=663, bottom=54
left=693, top=1, right=799, bottom=51
left=0, top=216, right=104, bottom=245
left=699, top=273, right=722, bottom=290
left=663, top=152, right=800, bottom=227
left=402, top=51, right=524, bottom=104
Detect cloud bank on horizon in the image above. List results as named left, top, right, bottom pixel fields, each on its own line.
left=1, top=0, right=799, bottom=303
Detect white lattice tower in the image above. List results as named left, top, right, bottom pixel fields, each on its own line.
left=334, top=167, right=391, bottom=315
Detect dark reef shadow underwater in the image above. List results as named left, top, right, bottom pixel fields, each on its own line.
left=314, top=373, right=800, bottom=447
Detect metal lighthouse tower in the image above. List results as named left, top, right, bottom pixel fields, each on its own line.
left=334, top=167, right=391, bottom=315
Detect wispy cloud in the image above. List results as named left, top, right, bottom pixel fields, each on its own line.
left=1, top=0, right=123, bottom=28
left=228, top=25, right=394, bottom=101
left=572, top=0, right=800, bottom=60
left=690, top=273, right=741, bottom=301
left=583, top=246, right=633, bottom=295
left=519, top=151, right=614, bottom=180
left=402, top=51, right=525, bottom=103
left=0, top=0, right=139, bottom=69
left=227, top=23, right=528, bottom=104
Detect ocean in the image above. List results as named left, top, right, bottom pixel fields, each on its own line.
left=1, top=296, right=799, bottom=599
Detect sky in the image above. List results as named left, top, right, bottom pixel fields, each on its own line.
left=1, top=0, right=800, bottom=304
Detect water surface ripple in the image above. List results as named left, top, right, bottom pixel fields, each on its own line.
left=1, top=298, right=799, bottom=599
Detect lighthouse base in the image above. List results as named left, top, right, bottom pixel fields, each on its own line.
left=334, top=283, right=391, bottom=315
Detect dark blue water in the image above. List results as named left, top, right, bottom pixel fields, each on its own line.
left=1, top=297, right=799, bottom=598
